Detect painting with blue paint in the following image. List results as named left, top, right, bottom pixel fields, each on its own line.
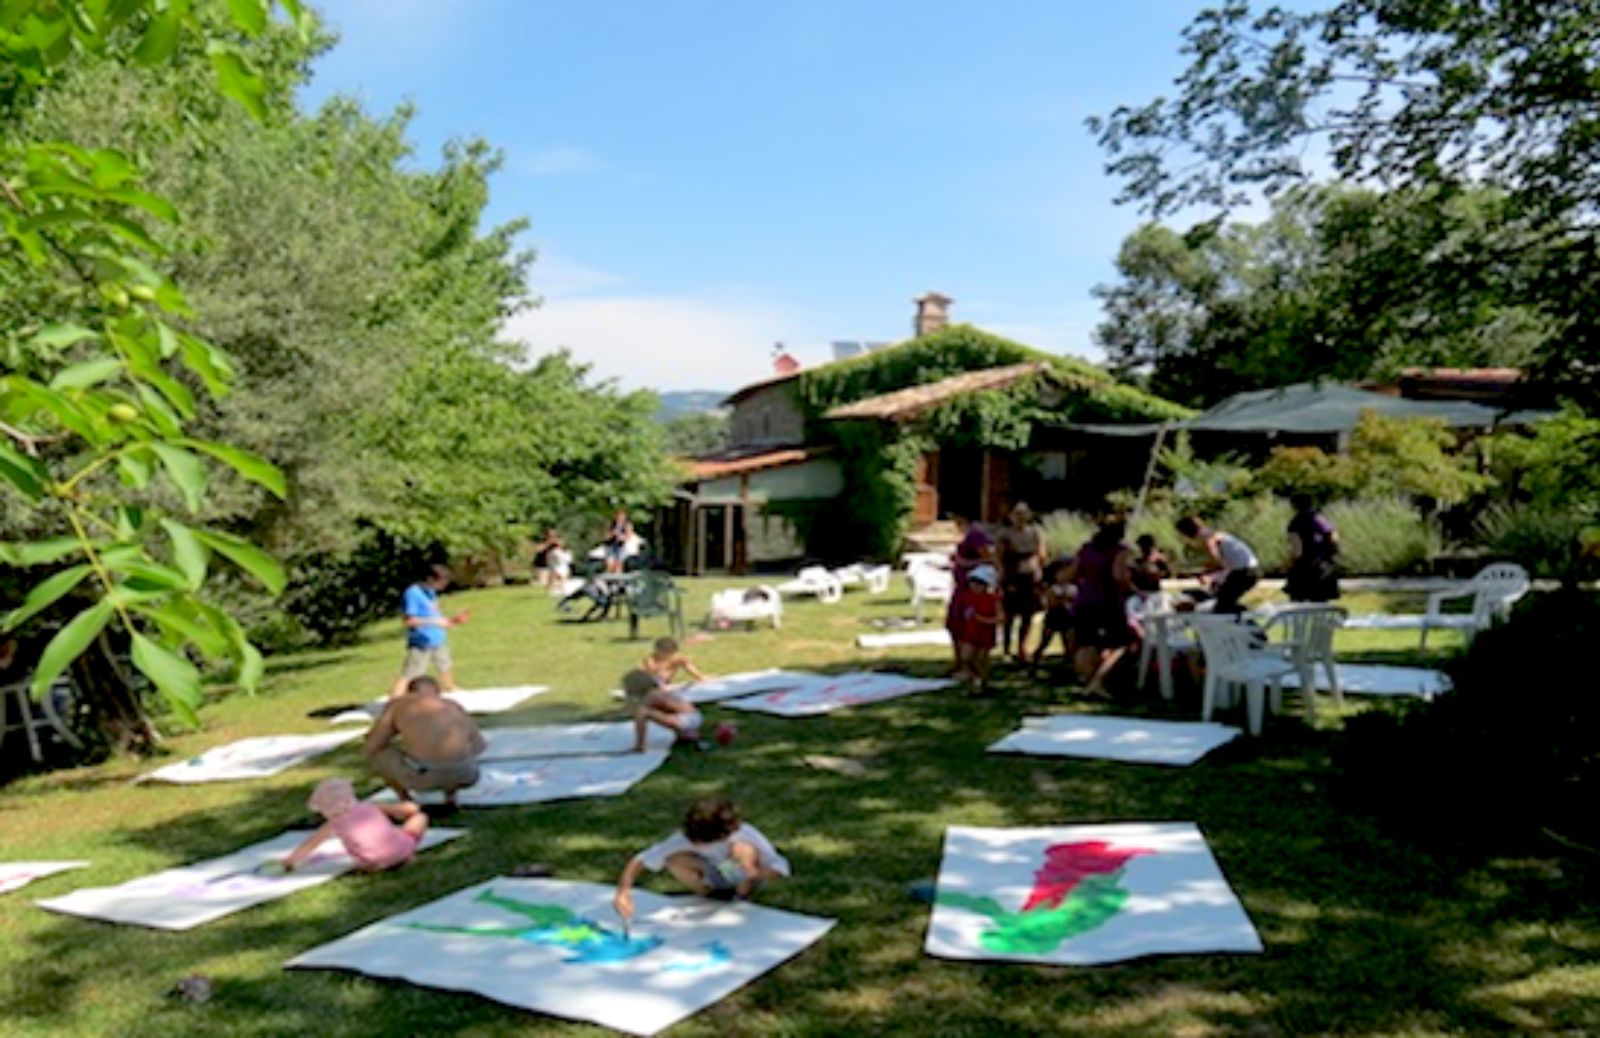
left=406, top=888, right=665, bottom=963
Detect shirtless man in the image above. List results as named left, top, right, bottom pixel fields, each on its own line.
left=365, top=676, right=487, bottom=809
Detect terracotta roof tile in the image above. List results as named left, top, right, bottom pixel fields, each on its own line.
left=822, top=362, right=1052, bottom=422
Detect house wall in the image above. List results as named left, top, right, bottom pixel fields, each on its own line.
left=686, top=457, right=844, bottom=570
left=728, top=382, right=807, bottom=448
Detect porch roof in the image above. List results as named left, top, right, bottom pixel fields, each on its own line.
left=822, top=361, right=1052, bottom=422
left=683, top=445, right=827, bottom=480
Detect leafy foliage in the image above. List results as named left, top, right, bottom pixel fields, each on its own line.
left=661, top=410, right=728, bottom=457
left=1337, top=591, right=1600, bottom=852
left=1095, top=186, right=1556, bottom=406
left=1253, top=412, right=1489, bottom=506
left=1091, top=1, right=1600, bottom=409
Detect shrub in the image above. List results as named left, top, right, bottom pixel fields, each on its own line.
left=1214, top=495, right=1293, bottom=573
left=1040, top=511, right=1097, bottom=558
left=1335, top=591, right=1600, bottom=853
left=1325, top=498, right=1441, bottom=575
left=1473, top=502, right=1592, bottom=580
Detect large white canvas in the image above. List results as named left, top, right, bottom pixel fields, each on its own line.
left=926, top=823, right=1262, bottom=965
left=374, top=752, right=668, bottom=807
left=721, top=672, right=952, bottom=717
left=287, top=878, right=834, bottom=1037
left=988, top=715, right=1242, bottom=767
left=1281, top=664, right=1451, bottom=698
left=679, top=670, right=828, bottom=704
left=482, top=722, right=675, bottom=759
left=141, top=730, right=362, bottom=784
left=856, top=629, right=951, bottom=649
left=329, top=685, right=550, bottom=724
left=0, top=861, right=88, bottom=896
left=37, top=828, right=463, bottom=931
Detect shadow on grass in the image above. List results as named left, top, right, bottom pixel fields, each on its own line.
left=7, top=645, right=1598, bottom=1036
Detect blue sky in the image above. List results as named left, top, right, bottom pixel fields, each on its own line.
left=302, top=1, right=1202, bottom=391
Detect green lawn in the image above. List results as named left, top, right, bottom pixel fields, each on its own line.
left=2, top=581, right=1595, bottom=1037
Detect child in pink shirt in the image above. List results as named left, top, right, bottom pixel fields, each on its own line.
left=282, top=778, right=429, bottom=873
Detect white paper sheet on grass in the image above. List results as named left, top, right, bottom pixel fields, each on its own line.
left=926, top=823, right=1262, bottom=966
left=481, top=721, right=674, bottom=760
left=721, top=671, right=952, bottom=717
left=856, top=629, right=951, bottom=649
left=37, top=828, right=464, bottom=931
left=0, top=861, right=88, bottom=895
left=374, top=751, right=668, bottom=807
left=287, top=877, right=834, bottom=1037
left=1281, top=664, right=1451, bottom=698
left=988, top=715, right=1242, bottom=767
left=329, top=685, right=550, bottom=725
left=679, top=670, right=829, bottom=704
left=141, top=730, right=363, bottom=784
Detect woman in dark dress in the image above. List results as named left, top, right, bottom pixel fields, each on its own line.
left=1285, top=493, right=1341, bottom=603
left=1064, top=517, right=1135, bottom=694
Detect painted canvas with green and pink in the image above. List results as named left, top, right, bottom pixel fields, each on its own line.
left=925, top=823, right=1262, bottom=965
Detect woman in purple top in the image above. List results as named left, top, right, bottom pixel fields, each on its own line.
left=1285, top=493, right=1341, bottom=602
left=1063, top=516, right=1134, bottom=694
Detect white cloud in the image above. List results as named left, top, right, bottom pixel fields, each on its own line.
left=527, top=254, right=625, bottom=298
left=514, top=145, right=612, bottom=178
left=504, top=292, right=814, bottom=392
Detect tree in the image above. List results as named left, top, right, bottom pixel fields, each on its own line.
left=1091, top=1, right=1600, bottom=409
left=661, top=411, right=728, bottom=457
left=1095, top=185, right=1557, bottom=406
left=1, top=1, right=312, bottom=749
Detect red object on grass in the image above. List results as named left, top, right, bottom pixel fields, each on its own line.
left=714, top=722, right=737, bottom=746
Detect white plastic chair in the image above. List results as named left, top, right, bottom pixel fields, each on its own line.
left=1261, top=604, right=1347, bottom=720
left=1132, top=593, right=1195, bottom=702
left=706, top=586, right=782, bottom=629
left=1189, top=617, right=1299, bottom=736
left=1, top=678, right=83, bottom=764
left=832, top=564, right=892, bottom=595
left=909, top=566, right=955, bottom=625
left=1344, top=563, right=1529, bottom=650
left=776, top=566, right=844, bottom=605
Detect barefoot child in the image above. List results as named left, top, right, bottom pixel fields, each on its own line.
left=281, top=778, right=429, bottom=873
left=640, top=637, right=709, bottom=686
left=622, top=668, right=704, bottom=751
left=613, top=796, right=789, bottom=924
left=1031, top=560, right=1076, bottom=671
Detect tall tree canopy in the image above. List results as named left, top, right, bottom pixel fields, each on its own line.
left=1091, top=1, right=1600, bottom=408
left=1095, top=185, right=1556, bottom=405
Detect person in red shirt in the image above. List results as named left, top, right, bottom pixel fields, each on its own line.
left=955, top=565, right=1004, bottom=695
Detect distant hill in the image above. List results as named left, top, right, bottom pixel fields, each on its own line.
left=655, top=389, right=729, bottom=422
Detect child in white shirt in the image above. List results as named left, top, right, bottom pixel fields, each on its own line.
left=613, top=796, right=790, bottom=923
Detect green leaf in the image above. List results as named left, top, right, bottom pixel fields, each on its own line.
left=50, top=358, right=124, bottom=391
left=175, top=332, right=233, bottom=395
left=151, top=443, right=206, bottom=510
left=117, top=446, right=156, bottom=489
left=134, top=385, right=182, bottom=437
left=133, top=601, right=230, bottom=658
left=133, top=1, right=185, bottom=66
left=210, top=47, right=268, bottom=121
left=177, top=438, right=286, bottom=498
left=29, top=324, right=98, bottom=350
left=104, top=187, right=179, bottom=224
left=4, top=564, right=92, bottom=632
left=236, top=640, right=264, bottom=692
left=0, top=443, right=47, bottom=499
left=0, top=537, right=84, bottom=566
left=193, top=528, right=285, bottom=594
left=160, top=518, right=208, bottom=589
left=112, top=560, right=194, bottom=592
left=227, top=0, right=266, bottom=35
left=129, top=631, right=202, bottom=726
left=30, top=599, right=115, bottom=699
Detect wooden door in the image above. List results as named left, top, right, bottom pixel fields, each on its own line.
left=913, top=451, right=940, bottom=527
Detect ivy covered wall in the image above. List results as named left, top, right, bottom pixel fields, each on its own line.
left=787, top=325, right=1191, bottom=558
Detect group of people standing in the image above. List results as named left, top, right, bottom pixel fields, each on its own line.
left=943, top=496, right=1341, bottom=694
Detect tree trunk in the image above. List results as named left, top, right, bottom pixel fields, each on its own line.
left=67, top=633, right=161, bottom=755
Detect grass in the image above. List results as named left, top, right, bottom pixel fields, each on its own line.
left=2, top=580, right=1596, bottom=1037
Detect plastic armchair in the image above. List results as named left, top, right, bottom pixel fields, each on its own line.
left=777, top=566, right=844, bottom=605
left=910, top=566, right=955, bottom=625
left=1261, top=604, right=1347, bottom=719
left=1189, top=617, right=1299, bottom=736
left=626, top=571, right=685, bottom=641
left=706, top=586, right=782, bottom=630
left=1132, top=593, right=1194, bottom=702
left=1421, top=563, right=1529, bottom=649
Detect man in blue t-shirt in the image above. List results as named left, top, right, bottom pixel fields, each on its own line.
left=392, top=564, right=470, bottom=698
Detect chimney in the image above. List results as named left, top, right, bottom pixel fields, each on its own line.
left=771, top=342, right=801, bottom=375
left=913, top=292, right=953, bottom=337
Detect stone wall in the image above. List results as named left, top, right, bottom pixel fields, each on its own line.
left=728, top=382, right=806, bottom=447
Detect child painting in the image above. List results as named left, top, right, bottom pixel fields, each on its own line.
left=641, top=637, right=708, bottom=687
left=613, top=796, right=790, bottom=924
left=622, top=668, right=704, bottom=752
left=281, top=778, right=429, bottom=874
left=1031, top=560, right=1076, bottom=672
